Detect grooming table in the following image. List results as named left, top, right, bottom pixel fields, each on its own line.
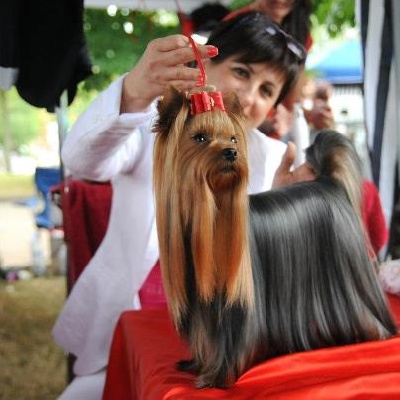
left=102, top=295, right=400, bottom=400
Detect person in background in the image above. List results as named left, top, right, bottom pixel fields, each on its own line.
left=302, top=79, right=336, bottom=141
left=362, top=180, right=389, bottom=257
left=227, top=0, right=312, bottom=50
left=179, top=3, right=230, bottom=38
left=52, top=12, right=307, bottom=400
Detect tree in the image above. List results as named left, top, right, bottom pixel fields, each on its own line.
left=0, top=89, right=12, bottom=172
left=82, top=8, right=180, bottom=92
left=311, top=0, right=356, bottom=36
left=230, top=0, right=355, bottom=36
left=0, top=88, right=44, bottom=172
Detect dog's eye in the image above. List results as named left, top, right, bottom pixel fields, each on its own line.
left=192, top=133, right=208, bottom=143
left=230, top=136, right=238, bottom=144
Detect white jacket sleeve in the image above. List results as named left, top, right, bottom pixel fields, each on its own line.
left=247, top=129, right=287, bottom=193
left=61, top=75, right=158, bottom=182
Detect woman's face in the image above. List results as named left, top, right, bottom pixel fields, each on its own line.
left=256, top=0, right=296, bottom=24
left=204, top=57, right=285, bottom=133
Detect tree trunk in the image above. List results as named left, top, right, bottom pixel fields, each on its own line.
left=0, top=89, right=12, bottom=173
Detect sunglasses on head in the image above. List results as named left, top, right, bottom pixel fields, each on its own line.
left=220, top=11, right=307, bottom=63
left=264, top=24, right=306, bottom=62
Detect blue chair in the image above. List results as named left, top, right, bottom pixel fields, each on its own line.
left=34, top=167, right=62, bottom=229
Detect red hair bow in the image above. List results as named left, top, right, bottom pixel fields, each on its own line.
left=190, top=90, right=225, bottom=114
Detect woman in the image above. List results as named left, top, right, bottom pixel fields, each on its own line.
left=53, top=12, right=307, bottom=399
left=227, top=0, right=334, bottom=139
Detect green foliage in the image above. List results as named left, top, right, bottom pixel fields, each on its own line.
left=223, top=0, right=356, bottom=37
left=0, top=88, right=43, bottom=151
left=230, top=0, right=251, bottom=10
left=82, top=9, right=180, bottom=92
left=66, top=85, right=98, bottom=126
left=311, top=0, right=355, bottom=36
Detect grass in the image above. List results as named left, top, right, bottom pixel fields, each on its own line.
left=0, top=174, right=67, bottom=398
left=0, top=277, right=68, bottom=399
left=0, top=173, right=35, bottom=200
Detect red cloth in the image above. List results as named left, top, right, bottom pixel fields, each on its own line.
left=178, top=11, right=194, bottom=37
left=362, top=180, right=389, bottom=254
left=56, top=178, right=167, bottom=305
left=103, top=295, right=400, bottom=400
left=56, top=178, right=167, bottom=306
left=389, top=293, right=400, bottom=327
left=138, top=261, right=167, bottom=309
left=54, top=179, right=112, bottom=291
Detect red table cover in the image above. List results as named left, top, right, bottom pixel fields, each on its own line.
left=103, top=295, right=400, bottom=400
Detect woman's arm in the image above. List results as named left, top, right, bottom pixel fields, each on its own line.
left=62, top=34, right=218, bottom=181
left=61, top=76, right=153, bottom=181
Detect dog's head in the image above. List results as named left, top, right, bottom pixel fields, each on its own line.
left=153, top=85, right=253, bottom=322
left=154, top=84, right=248, bottom=194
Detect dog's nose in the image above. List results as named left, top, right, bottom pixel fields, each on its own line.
left=223, top=148, right=237, bottom=162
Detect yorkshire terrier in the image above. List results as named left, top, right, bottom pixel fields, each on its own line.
left=153, top=86, right=398, bottom=389
left=153, top=84, right=256, bottom=388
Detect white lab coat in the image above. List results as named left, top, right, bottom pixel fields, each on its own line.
left=52, top=75, right=286, bottom=378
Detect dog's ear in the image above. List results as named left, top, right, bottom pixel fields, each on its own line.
left=155, top=85, right=188, bottom=136
left=223, top=91, right=244, bottom=119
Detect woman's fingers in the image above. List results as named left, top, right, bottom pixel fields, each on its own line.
left=121, top=35, right=218, bottom=112
left=150, top=35, right=218, bottom=66
left=272, top=142, right=317, bottom=189
left=146, top=35, right=218, bottom=88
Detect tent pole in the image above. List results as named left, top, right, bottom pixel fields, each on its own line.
left=55, top=90, right=69, bottom=181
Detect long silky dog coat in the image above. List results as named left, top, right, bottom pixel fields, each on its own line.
left=153, top=87, right=397, bottom=388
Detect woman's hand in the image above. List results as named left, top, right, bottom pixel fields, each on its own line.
left=272, top=142, right=316, bottom=188
left=121, top=34, right=218, bottom=113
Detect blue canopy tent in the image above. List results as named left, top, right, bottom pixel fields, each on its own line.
left=306, top=39, right=363, bottom=85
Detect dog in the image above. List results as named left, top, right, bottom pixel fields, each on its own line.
left=152, top=87, right=398, bottom=390
left=153, top=84, right=258, bottom=388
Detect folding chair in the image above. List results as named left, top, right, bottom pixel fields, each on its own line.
left=34, top=167, right=62, bottom=230
left=31, top=167, right=62, bottom=275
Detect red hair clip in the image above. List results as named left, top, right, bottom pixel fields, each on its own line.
left=189, top=90, right=225, bottom=114
left=188, top=36, right=225, bottom=115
